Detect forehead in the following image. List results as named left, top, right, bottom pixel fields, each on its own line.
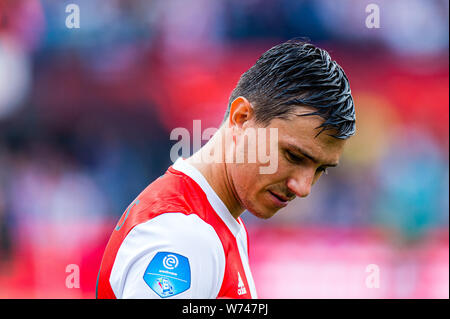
left=266, top=109, right=347, bottom=164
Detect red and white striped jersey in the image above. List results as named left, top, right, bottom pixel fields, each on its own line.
left=96, top=157, right=257, bottom=299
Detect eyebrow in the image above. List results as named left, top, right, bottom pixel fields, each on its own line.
left=286, top=143, right=339, bottom=167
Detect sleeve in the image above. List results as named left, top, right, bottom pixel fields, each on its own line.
left=109, top=212, right=226, bottom=299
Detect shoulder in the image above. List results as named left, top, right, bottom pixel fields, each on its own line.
left=111, top=212, right=226, bottom=299
left=126, top=212, right=223, bottom=254
left=133, top=170, right=210, bottom=220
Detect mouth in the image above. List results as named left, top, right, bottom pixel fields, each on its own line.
left=268, top=190, right=290, bottom=207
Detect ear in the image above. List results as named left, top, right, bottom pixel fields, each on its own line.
left=228, top=96, right=254, bottom=129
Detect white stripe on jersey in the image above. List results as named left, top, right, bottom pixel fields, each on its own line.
left=110, top=213, right=226, bottom=298
left=236, top=219, right=258, bottom=298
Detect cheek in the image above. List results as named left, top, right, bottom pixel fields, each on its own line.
left=232, top=164, right=267, bottom=198
left=233, top=164, right=260, bottom=189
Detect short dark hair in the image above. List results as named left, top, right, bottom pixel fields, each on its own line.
left=224, top=40, right=356, bottom=139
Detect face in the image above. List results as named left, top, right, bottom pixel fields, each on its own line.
left=229, top=106, right=347, bottom=219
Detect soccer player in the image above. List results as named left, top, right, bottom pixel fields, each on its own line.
left=96, top=40, right=356, bottom=299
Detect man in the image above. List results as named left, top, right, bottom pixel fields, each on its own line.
left=96, top=40, right=355, bottom=299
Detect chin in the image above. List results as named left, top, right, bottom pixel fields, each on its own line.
left=243, top=193, right=283, bottom=219
left=246, top=205, right=278, bottom=220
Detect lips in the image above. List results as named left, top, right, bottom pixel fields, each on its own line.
left=269, top=191, right=289, bottom=202
left=268, top=190, right=290, bottom=207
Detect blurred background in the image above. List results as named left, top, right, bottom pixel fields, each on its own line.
left=0, top=0, right=448, bottom=298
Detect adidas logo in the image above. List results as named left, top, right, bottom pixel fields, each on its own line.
left=237, top=272, right=247, bottom=295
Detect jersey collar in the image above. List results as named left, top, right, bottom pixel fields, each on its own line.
left=172, top=157, right=242, bottom=237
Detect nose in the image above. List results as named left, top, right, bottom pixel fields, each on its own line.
left=286, top=168, right=315, bottom=198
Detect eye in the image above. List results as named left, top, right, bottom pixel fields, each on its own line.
left=285, top=151, right=303, bottom=164
left=317, top=167, right=329, bottom=175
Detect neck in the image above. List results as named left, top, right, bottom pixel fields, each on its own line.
left=185, top=126, right=244, bottom=219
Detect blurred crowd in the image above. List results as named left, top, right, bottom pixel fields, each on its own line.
left=0, top=0, right=448, bottom=297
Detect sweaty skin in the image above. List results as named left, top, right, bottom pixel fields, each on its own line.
left=186, top=97, right=347, bottom=220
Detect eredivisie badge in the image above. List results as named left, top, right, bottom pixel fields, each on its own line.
left=143, top=252, right=191, bottom=298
